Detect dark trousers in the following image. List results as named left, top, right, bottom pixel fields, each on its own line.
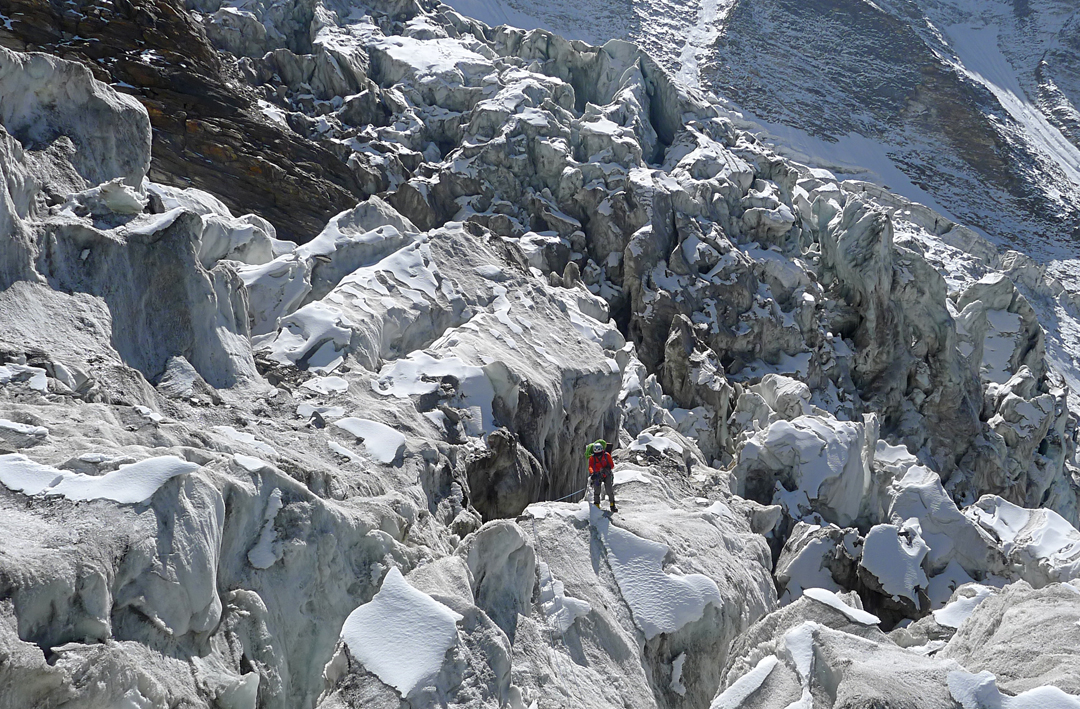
left=592, top=471, right=614, bottom=507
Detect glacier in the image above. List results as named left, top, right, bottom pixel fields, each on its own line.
left=0, top=0, right=1079, bottom=708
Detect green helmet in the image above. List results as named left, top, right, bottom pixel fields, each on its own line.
left=585, top=439, right=608, bottom=457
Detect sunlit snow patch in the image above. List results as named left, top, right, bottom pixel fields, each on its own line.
left=266, top=301, right=353, bottom=373
left=232, top=454, right=271, bottom=473
left=932, top=585, right=996, bottom=629
left=332, top=418, right=406, bottom=464
left=777, top=531, right=848, bottom=604
left=739, top=415, right=869, bottom=526
left=214, top=425, right=276, bottom=457
left=373, top=351, right=495, bottom=436
left=670, top=651, right=687, bottom=696
left=296, top=403, right=346, bottom=420
left=783, top=621, right=819, bottom=707
left=248, top=488, right=284, bottom=569
left=525, top=501, right=591, bottom=522
left=372, top=35, right=492, bottom=80
left=340, top=567, right=463, bottom=698
left=0, top=453, right=198, bottom=503
left=0, top=363, right=47, bottom=392
left=0, top=418, right=48, bottom=441
left=629, top=431, right=683, bottom=455
left=966, top=497, right=1080, bottom=584
left=300, top=375, right=348, bottom=394
left=860, top=523, right=929, bottom=607
left=613, top=464, right=654, bottom=486
left=948, top=669, right=1080, bottom=709
left=591, top=506, right=721, bottom=640
left=711, top=655, right=779, bottom=709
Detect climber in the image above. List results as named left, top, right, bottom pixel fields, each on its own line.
left=588, top=440, right=617, bottom=512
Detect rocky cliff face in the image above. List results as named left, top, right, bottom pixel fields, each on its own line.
left=0, top=0, right=373, bottom=241
left=1, top=1, right=1080, bottom=708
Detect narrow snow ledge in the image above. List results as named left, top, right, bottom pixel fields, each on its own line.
left=592, top=506, right=722, bottom=640
left=710, top=655, right=780, bottom=709
left=802, top=587, right=880, bottom=625
left=0, top=453, right=198, bottom=503
left=340, top=567, right=463, bottom=698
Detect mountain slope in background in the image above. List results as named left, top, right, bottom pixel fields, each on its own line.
left=435, top=0, right=1080, bottom=411
left=440, top=0, right=1080, bottom=266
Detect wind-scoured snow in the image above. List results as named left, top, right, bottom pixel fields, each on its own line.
left=591, top=505, right=722, bottom=640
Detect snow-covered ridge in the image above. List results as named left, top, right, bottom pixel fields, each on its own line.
left=0, top=0, right=1079, bottom=707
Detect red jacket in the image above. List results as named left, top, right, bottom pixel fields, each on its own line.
left=589, top=452, right=613, bottom=475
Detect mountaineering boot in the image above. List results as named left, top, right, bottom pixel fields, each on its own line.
left=609, top=504, right=617, bottom=513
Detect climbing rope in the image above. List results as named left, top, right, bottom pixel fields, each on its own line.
left=549, top=486, right=588, bottom=503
